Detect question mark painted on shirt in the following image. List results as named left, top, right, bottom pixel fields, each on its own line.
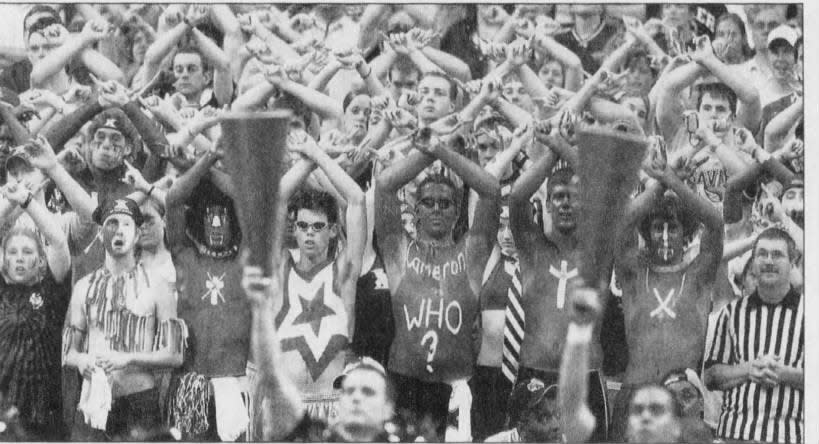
left=422, top=330, right=439, bottom=373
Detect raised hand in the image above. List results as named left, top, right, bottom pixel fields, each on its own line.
left=397, top=91, right=421, bottom=110
left=774, top=138, right=804, bottom=162
left=56, top=145, right=87, bottom=174
left=121, top=160, right=150, bottom=192
left=245, top=38, right=277, bottom=65
left=81, top=20, right=111, bottom=44
left=333, top=48, right=364, bottom=70
left=185, top=4, right=210, bottom=27
left=689, top=34, right=716, bottom=64
left=162, top=5, right=185, bottom=28
left=139, top=95, right=179, bottom=123
left=21, top=89, right=64, bottom=111
left=96, top=80, right=132, bottom=108
left=242, top=265, right=275, bottom=307
left=478, top=76, right=503, bottom=104
left=384, top=106, right=418, bottom=131
left=670, top=151, right=708, bottom=181
left=505, top=38, right=531, bottom=68
left=263, top=64, right=286, bottom=86
left=643, top=135, right=670, bottom=181
left=406, top=28, right=434, bottom=51
left=22, top=135, right=58, bottom=172
left=568, top=282, right=602, bottom=326
left=1, top=179, right=32, bottom=206
left=386, top=32, right=410, bottom=56
left=43, top=24, right=69, bottom=46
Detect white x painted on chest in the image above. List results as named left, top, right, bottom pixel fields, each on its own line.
left=650, top=288, right=677, bottom=319
left=549, top=260, right=578, bottom=309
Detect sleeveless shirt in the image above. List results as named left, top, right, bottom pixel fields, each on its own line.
left=276, top=257, right=350, bottom=392
left=175, top=247, right=250, bottom=377
left=388, top=240, right=478, bottom=383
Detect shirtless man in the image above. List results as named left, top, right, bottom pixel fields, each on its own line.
left=375, top=127, right=499, bottom=440
left=508, top=130, right=608, bottom=441
left=64, top=198, right=185, bottom=440
left=609, top=142, right=723, bottom=440
left=272, top=132, right=366, bottom=421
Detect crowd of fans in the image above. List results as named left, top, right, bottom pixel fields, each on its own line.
left=0, top=3, right=804, bottom=443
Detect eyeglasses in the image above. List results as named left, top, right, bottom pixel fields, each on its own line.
left=418, top=198, right=454, bottom=210
left=295, top=221, right=328, bottom=232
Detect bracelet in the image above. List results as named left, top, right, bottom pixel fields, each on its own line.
left=147, top=185, right=155, bottom=197
left=20, top=192, right=33, bottom=209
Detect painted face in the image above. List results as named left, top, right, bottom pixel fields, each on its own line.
left=665, top=380, right=703, bottom=419
left=343, top=95, right=371, bottom=141
left=91, top=127, right=129, bottom=170
left=502, top=81, right=534, bottom=112
left=203, top=205, right=232, bottom=250
left=497, top=208, right=517, bottom=257
left=173, top=52, right=210, bottom=98
left=3, top=235, right=41, bottom=284
left=752, top=238, right=792, bottom=288
left=697, top=92, right=733, bottom=137
left=627, top=387, right=680, bottom=444
left=337, top=369, right=392, bottom=432
left=538, top=60, right=564, bottom=90
left=415, top=183, right=458, bottom=240
left=138, top=203, right=165, bottom=251
left=294, top=208, right=333, bottom=258
left=102, top=214, right=138, bottom=258
left=416, top=75, right=454, bottom=122
left=389, top=68, right=420, bottom=101
left=548, top=179, right=580, bottom=234
left=648, top=216, right=684, bottom=265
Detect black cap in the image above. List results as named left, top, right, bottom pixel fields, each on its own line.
left=92, top=197, right=144, bottom=226
left=87, top=108, right=140, bottom=147
left=507, top=377, right=558, bottom=426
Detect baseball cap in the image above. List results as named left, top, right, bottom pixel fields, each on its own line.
left=4, top=147, right=31, bottom=174
left=92, top=197, right=144, bottom=226
left=767, top=25, right=798, bottom=49
left=333, top=357, right=387, bottom=389
left=662, top=368, right=704, bottom=398
left=507, top=377, right=558, bottom=425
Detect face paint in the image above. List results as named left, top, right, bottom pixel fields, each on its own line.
left=662, top=222, right=670, bottom=262
left=204, top=205, right=231, bottom=249
left=102, top=215, right=136, bottom=257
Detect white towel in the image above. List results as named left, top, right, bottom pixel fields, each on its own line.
left=78, top=368, right=112, bottom=430
left=445, top=379, right=472, bottom=442
left=211, top=376, right=249, bottom=442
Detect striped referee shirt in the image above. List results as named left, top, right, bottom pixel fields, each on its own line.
left=704, top=287, right=804, bottom=443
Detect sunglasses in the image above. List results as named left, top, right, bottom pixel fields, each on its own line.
left=418, top=198, right=454, bottom=210
left=295, top=221, right=328, bottom=232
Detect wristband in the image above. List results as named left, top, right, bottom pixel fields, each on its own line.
left=20, top=192, right=33, bottom=209
left=566, top=322, right=593, bottom=345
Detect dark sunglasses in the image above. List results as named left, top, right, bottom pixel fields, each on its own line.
left=418, top=198, right=453, bottom=210
left=295, top=221, right=328, bottom=232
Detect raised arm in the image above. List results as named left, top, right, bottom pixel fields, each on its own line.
left=655, top=61, right=707, bottom=141
left=533, top=34, right=583, bottom=91
left=264, top=67, right=342, bottom=121
left=426, top=135, right=500, bottom=198
left=1, top=179, right=70, bottom=281
left=189, top=17, right=234, bottom=106
left=30, top=21, right=108, bottom=86
left=509, top=137, right=557, bottom=259
left=763, top=95, right=802, bottom=151
left=690, top=36, right=761, bottom=131
left=559, top=285, right=602, bottom=444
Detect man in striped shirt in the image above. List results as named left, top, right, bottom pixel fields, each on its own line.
left=704, top=227, right=804, bottom=443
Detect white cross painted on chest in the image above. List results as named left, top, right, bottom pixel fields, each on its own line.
left=202, top=272, right=226, bottom=306
left=549, top=260, right=578, bottom=309
left=650, top=288, right=677, bottom=319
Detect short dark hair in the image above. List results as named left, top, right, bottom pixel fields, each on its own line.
left=415, top=174, right=459, bottom=208
left=388, top=58, right=421, bottom=83
left=696, top=82, right=738, bottom=115
left=289, top=189, right=339, bottom=225
left=546, top=168, right=577, bottom=199
left=419, top=72, right=458, bottom=102
left=638, top=191, right=699, bottom=244
left=342, top=91, right=370, bottom=113
left=752, top=227, right=797, bottom=262
left=24, top=5, right=60, bottom=32
left=173, top=45, right=210, bottom=72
